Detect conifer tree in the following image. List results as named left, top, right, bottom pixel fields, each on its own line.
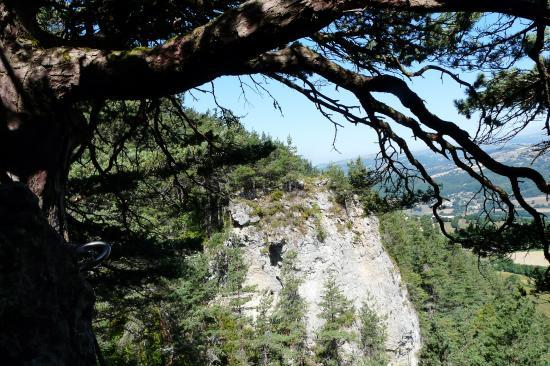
left=205, top=235, right=255, bottom=365
left=380, top=212, right=550, bottom=365
left=252, top=292, right=286, bottom=366
left=357, top=300, right=388, bottom=366
left=273, top=251, right=309, bottom=365
left=325, top=164, right=353, bottom=207
left=3, top=2, right=550, bottom=360
left=347, top=158, right=371, bottom=192
left=315, top=275, right=356, bottom=366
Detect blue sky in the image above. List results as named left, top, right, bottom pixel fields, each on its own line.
left=186, top=69, right=541, bottom=165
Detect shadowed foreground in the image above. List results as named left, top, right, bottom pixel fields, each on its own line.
left=0, top=184, right=96, bottom=365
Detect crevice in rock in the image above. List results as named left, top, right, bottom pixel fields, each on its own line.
left=268, top=241, right=283, bottom=266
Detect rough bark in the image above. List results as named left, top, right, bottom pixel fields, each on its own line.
left=69, top=0, right=549, bottom=99
left=0, top=5, right=94, bottom=364
left=1, top=0, right=544, bottom=103
left=0, top=2, right=86, bottom=233
left=0, top=183, right=96, bottom=365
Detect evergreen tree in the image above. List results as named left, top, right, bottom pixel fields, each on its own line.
left=273, top=251, right=309, bottom=365
left=315, top=275, right=356, bottom=366
left=252, top=292, right=286, bottom=366
left=379, top=212, right=550, bottom=365
left=325, top=164, right=353, bottom=207
left=347, top=158, right=371, bottom=192
left=227, top=136, right=315, bottom=197
left=207, top=236, right=256, bottom=364
left=345, top=158, right=386, bottom=213
left=357, top=301, right=388, bottom=366
left=4, top=2, right=550, bottom=361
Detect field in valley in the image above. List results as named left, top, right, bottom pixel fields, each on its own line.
left=510, top=250, right=548, bottom=266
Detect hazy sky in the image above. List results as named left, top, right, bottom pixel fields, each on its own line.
left=187, top=69, right=540, bottom=165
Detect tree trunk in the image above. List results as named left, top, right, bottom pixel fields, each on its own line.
left=0, top=102, right=97, bottom=363
left=0, top=183, right=97, bottom=365
left=0, top=6, right=97, bottom=362
left=0, top=103, right=96, bottom=364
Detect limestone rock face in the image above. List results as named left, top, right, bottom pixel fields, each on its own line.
left=228, top=186, right=421, bottom=366
left=229, top=201, right=260, bottom=226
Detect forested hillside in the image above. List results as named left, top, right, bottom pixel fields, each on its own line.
left=380, top=213, right=550, bottom=365
left=319, top=142, right=550, bottom=217
left=65, top=106, right=550, bottom=365
left=227, top=182, right=421, bottom=365
left=67, top=105, right=318, bottom=364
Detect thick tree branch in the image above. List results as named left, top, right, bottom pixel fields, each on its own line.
left=244, top=44, right=549, bottom=262
left=244, top=46, right=550, bottom=196
left=19, top=0, right=548, bottom=101
left=527, top=20, right=550, bottom=134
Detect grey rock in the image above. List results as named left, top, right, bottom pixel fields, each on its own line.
left=229, top=188, right=421, bottom=366
left=228, top=201, right=260, bottom=226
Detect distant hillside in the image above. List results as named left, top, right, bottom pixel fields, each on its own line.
left=317, top=141, right=549, bottom=206
left=317, top=136, right=550, bottom=217
left=422, top=144, right=549, bottom=197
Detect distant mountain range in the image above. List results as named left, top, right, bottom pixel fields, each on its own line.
left=317, top=134, right=550, bottom=200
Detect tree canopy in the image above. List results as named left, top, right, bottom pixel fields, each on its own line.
left=1, top=0, right=548, bottom=262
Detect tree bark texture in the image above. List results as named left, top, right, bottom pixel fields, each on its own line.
left=0, top=2, right=86, bottom=234
left=1, top=5, right=93, bottom=364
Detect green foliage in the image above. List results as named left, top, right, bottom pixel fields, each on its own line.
left=272, top=251, right=309, bottom=365
left=251, top=292, right=286, bottom=366
left=347, top=158, right=373, bottom=192
left=325, top=164, right=353, bottom=206
left=456, top=222, right=549, bottom=258
left=298, top=202, right=321, bottom=221
left=315, top=224, right=328, bottom=243
left=315, top=275, right=356, bottom=366
left=69, top=102, right=274, bottom=253
left=533, top=270, right=550, bottom=293
left=227, top=137, right=315, bottom=198
left=358, top=301, right=388, bottom=366
left=325, top=158, right=430, bottom=214
left=491, top=258, right=546, bottom=279
left=379, top=212, right=550, bottom=365
left=270, top=189, right=284, bottom=202
left=31, top=3, right=550, bottom=364
left=455, top=67, right=546, bottom=127
left=346, top=158, right=392, bottom=213
left=71, top=102, right=316, bottom=365
left=71, top=99, right=550, bottom=365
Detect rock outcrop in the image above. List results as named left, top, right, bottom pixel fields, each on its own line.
left=228, top=201, right=260, bottom=227
left=228, top=184, right=421, bottom=365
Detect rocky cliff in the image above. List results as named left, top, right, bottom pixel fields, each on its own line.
left=227, top=182, right=421, bottom=365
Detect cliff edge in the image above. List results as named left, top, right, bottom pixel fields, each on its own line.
left=228, top=181, right=421, bottom=365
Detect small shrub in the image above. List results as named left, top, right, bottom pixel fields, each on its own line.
left=316, top=224, right=327, bottom=242
left=247, top=201, right=264, bottom=217
left=265, top=202, right=284, bottom=216
left=270, top=189, right=284, bottom=202
left=298, top=202, right=321, bottom=221
left=207, top=232, right=227, bottom=249
left=260, top=245, right=269, bottom=256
